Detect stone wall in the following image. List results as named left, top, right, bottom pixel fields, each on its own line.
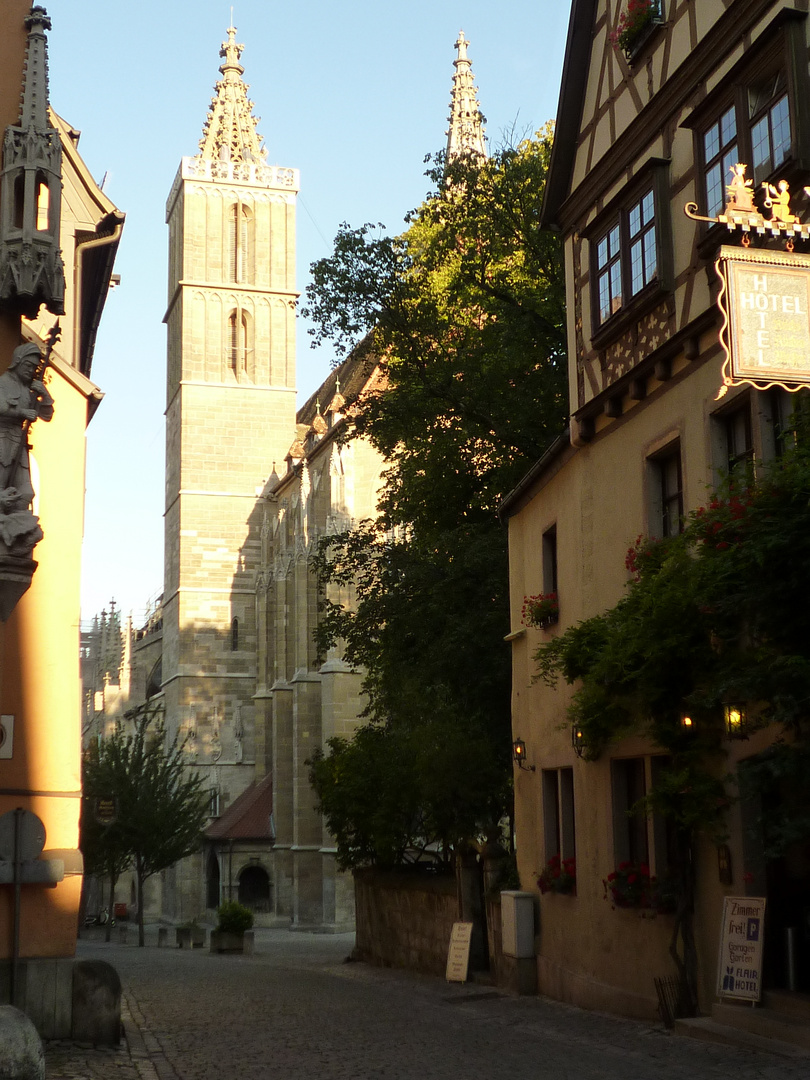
left=353, top=868, right=459, bottom=977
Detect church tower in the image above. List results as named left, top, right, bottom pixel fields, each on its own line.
left=162, top=25, right=298, bottom=915
left=445, top=31, right=487, bottom=161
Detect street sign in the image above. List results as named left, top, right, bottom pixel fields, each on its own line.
left=716, top=895, right=766, bottom=1001
left=94, top=796, right=118, bottom=826
left=0, top=808, right=45, bottom=862
left=446, top=921, right=473, bottom=983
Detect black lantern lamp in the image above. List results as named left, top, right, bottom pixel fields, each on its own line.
left=679, top=711, right=695, bottom=730
left=512, top=738, right=535, bottom=772
left=571, top=724, right=588, bottom=758
left=723, top=702, right=749, bottom=740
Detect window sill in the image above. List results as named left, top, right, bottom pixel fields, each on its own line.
left=591, top=280, right=669, bottom=352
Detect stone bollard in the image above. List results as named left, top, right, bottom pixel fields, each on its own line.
left=117, top=925, right=128, bottom=944
left=71, top=961, right=121, bottom=1046
left=243, top=930, right=255, bottom=955
left=157, top=927, right=168, bottom=948
left=0, top=1005, right=45, bottom=1080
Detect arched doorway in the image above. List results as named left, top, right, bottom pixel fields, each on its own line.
left=238, top=864, right=271, bottom=912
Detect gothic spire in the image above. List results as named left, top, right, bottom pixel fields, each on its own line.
left=198, top=25, right=266, bottom=164
left=19, top=6, right=52, bottom=131
left=445, top=31, right=487, bottom=161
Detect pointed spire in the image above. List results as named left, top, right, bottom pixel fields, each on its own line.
left=198, top=25, right=266, bottom=164
left=445, top=30, right=487, bottom=161
left=20, top=7, right=52, bottom=131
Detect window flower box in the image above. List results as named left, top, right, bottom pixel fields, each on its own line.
left=603, top=861, right=677, bottom=913
left=611, top=0, right=665, bottom=63
left=522, top=592, right=559, bottom=629
left=537, top=854, right=576, bottom=895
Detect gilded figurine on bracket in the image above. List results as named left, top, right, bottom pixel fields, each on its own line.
left=724, top=162, right=755, bottom=217
left=762, top=179, right=800, bottom=224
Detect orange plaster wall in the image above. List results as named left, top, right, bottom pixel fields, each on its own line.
left=0, top=371, right=88, bottom=958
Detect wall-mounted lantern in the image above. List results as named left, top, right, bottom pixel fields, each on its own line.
left=723, top=702, right=749, bottom=740
left=512, top=738, right=535, bottom=772
left=571, top=724, right=589, bottom=758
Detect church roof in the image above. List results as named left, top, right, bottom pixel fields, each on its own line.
left=445, top=30, right=487, bottom=161
left=198, top=25, right=266, bottom=164
left=205, top=773, right=274, bottom=841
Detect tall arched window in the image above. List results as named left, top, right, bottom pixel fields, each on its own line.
left=227, top=202, right=254, bottom=283
left=231, top=617, right=239, bottom=651
left=228, top=309, right=249, bottom=376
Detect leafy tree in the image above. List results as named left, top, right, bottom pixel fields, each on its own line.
left=81, top=706, right=208, bottom=946
left=306, top=131, right=567, bottom=864
left=535, top=401, right=810, bottom=1009
left=80, top=750, right=133, bottom=942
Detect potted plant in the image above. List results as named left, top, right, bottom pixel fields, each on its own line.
left=175, top=918, right=206, bottom=949
left=537, top=854, right=576, bottom=895
left=610, top=0, right=664, bottom=61
left=522, top=592, right=559, bottom=629
left=210, top=900, right=254, bottom=953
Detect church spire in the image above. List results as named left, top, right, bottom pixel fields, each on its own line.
left=445, top=31, right=487, bottom=161
left=198, top=25, right=266, bottom=164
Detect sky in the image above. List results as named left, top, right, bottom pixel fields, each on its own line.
left=44, top=1, right=571, bottom=624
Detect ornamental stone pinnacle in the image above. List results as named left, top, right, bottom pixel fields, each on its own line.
left=198, top=25, right=266, bottom=164
left=0, top=5, right=65, bottom=317
left=445, top=30, right=487, bottom=162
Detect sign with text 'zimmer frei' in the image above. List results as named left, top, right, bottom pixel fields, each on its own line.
left=719, top=246, right=810, bottom=394
left=716, top=896, right=766, bottom=1002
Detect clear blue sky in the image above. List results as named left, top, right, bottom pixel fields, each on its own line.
left=45, top=1, right=570, bottom=623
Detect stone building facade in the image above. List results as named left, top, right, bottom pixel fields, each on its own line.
left=84, top=27, right=485, bottom=932
left=158, top=25, right=299, bottom=922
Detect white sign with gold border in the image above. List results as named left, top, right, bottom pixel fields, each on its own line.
left=717, top=245, right=810, bottom=395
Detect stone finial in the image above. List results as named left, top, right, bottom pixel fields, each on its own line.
left=198, top=25, right=266, bottom=164
left=445, top=30, right=487, bottom=162
left=0, top=5, right=65, bottom=317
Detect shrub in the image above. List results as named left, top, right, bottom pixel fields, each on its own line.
left=216, top=901, right=254, bottom=934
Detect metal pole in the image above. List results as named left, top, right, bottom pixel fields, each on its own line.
left=11, top=807, right=22, bottom=1007
left=786, top=927, right=798, bottom=992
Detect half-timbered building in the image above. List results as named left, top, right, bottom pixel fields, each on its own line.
left=504, top=0, right=810, bottom=1025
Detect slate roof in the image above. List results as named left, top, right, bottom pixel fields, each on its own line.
left=205, top=773, right=274, bottom=841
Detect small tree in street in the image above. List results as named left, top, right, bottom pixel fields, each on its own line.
left=81, top=706, right=208, bottom=946
left=80, top=751, right=132, bottom=942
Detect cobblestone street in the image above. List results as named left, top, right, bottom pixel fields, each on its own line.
left=44, top=929, right=808, bottom=1080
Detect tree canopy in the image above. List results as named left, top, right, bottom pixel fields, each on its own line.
left=306, top=131, right=567, bottom=867
left=81, top=707, right=208, bottom=945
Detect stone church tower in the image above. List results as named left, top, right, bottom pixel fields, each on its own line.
left=161, top=26, right=298, bottom=916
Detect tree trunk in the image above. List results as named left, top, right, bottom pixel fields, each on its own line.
left=136, top=856, right=146, bottom=947
left=668, top=829, right=698, bottom=1016
left=104, top=870, right=118, bottom=943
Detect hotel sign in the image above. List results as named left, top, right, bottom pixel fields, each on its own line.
left=716, top=896, right=766, bottom=1002
left=717, top=246, right=810, bottom=395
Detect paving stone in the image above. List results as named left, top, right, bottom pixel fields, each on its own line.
left=43, top=928, right=810, bottom=1080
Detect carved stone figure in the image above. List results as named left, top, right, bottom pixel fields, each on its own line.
left=0, top=342, right=53, bottom=556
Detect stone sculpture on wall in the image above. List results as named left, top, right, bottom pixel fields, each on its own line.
left=0, top=340, right=53, bottom=619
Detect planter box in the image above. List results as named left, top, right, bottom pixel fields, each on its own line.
left=176, top=927, right=207, bottom=949
left=210, top=929, right=245, bottom=954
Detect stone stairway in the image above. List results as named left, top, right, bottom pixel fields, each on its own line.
left=675, top=990, right=810, bottom=1059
